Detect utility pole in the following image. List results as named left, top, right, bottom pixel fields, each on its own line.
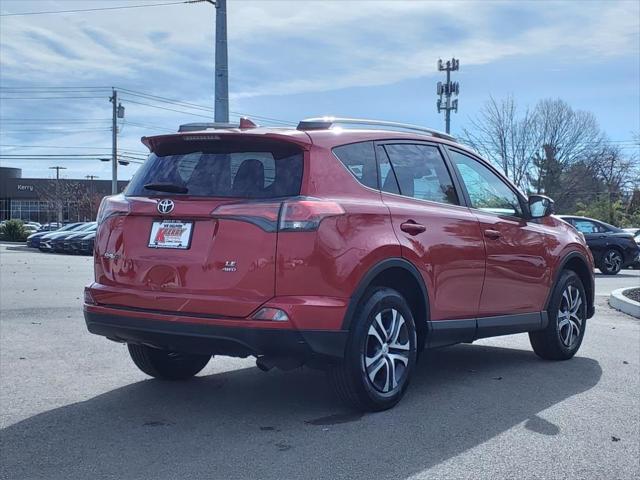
left=436, top=58, right=460, bottom=134
left=191, top=0, right=228, bottom=121
left=214, top=0, right=228, bottom=122
left=109, top=89, right=124, bottom=194
left=49, top=166, right=67, bottom=224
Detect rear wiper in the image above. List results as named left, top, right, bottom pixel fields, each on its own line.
left=144, top=182, right=188, bottom=194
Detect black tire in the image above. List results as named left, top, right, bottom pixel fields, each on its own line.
left=529, top=270, right=587, bottom=360
left=127, top=344, right=211, bottom=380
left=599, top=248, right=623, bottom=275
left=329, top=287, right=417, bottom=412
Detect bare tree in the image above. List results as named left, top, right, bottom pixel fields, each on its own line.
left=461, top=96, right=537, bottom=189
left=528, top=99, right=604, bottom=202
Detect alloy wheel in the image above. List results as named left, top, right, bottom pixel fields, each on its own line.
left=603, top=250, right=622, bottom=273
left=364, top=308, right=411, bottom=393
left=557, top=284, right=583, bottom=348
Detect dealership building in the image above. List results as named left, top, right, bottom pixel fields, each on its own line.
left=0, top=166, right=128, bottom=223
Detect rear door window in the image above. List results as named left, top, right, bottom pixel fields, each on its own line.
left=383, top=144, right=459, bottom=205
left=126, top=139, right=303, bottom=198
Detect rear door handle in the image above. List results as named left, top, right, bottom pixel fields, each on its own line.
left=484, top=229, right=501, bottom=240
left=400, top=221, right=426, bottom=236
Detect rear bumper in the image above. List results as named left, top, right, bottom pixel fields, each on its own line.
left=84, top=306, right=348, bottom=362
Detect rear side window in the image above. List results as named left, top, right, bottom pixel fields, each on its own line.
left=383, top=144, right=459, bottom=205
left=126, top=139, right=303, bottom=198
left=332, top=141, right=378, bottom=189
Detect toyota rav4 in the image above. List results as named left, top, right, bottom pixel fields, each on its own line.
left=84, top=117, right=595, bottom=411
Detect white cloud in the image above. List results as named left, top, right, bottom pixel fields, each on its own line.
left=0, top=0, right=638, bottom=178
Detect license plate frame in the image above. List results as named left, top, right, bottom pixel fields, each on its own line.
left=148, top=219, right=194, bottom=250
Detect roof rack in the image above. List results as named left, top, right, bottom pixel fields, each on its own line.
left=296, top=117, right=456, bottom=141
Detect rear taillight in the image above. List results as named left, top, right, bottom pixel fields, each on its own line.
left=279, top=199, right=344, bottom=232
left=211, top=201, right=282, bottom=232
left=211, top=198, right=344, bottom=232
left=96, top=194, right=130, bottom=225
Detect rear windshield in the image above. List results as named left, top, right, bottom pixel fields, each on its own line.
left=126, top=138, right=303, bottom=198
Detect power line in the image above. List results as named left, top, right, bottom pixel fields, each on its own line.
left=0, top=144, right=148, bottom=154
left=121, top=98, right=216, bottom=119
left=1, top=128, right=113, bottom=133
left=0, top=1, right=193, bottom=17
left=0, top=96, right=107, bottom=100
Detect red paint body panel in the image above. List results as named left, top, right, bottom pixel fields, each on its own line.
left=381, top=194, right=485, bottom=320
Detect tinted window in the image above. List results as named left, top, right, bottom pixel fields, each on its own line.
left=449, top=150, right=522, bottom=216
left=126, top=140, right=303, bottom=198
left=333, top=141, right=378, bottom=189
left=383, top=144, right=458, bottom=205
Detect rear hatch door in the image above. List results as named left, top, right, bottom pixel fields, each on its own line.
left=94, top=135, right=304, bottom=318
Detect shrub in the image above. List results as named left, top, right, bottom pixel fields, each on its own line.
left=0, top=220, right=28, bottom=242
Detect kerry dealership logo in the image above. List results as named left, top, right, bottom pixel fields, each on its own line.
left=157, top=199, right=175, bottom=214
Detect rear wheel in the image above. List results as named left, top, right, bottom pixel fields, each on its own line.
left=127, top=344, right=211, bottom=380
left=599, top=249, right=623, bottom=275
left=329, top=287, right=417, bottom=411
left=529, top=270, right=587, bottom=360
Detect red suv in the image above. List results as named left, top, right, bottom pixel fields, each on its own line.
left=84, top=117, right=595, bottom=411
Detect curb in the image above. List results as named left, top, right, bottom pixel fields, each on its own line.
left=609, top=288, right=640, bottom=319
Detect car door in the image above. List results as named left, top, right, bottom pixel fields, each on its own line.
left=446, top=148, right=553, bottom=322
left=377, top=142, right=485, bottom=342
left=571, top=218, right=608, bottom=263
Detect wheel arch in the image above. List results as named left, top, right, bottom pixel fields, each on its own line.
left=550, top=251, right=595, bottom=319
left=341, top=258, right=430, bottom=349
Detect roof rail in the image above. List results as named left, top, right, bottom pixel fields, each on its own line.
left=296, top=117, right=456, bottom=141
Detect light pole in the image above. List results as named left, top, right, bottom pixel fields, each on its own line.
left=49, top=166, right=67, bottom=224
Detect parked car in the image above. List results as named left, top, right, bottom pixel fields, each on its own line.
left=27, top=222, right=82, bottom=248
left=558, top=216, right=640, bottom=275
left=76, top=231, right=96, bottom=256
left=23, top=224, right=39, bottom=234
left=631, top=230, right=640, bottom=269
left=39, top=223, right=88, bottom=251
left=49, top=222, right=97, bottom=253
left=84, top=117, right=595, bottom=412
left=38, top=222, right=62, bottom=232
left=61, top=223, right=97, bottom=253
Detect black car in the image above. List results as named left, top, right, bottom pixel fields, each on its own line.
left=559, top=216, right=640, bottom=275
left=76, top=231, right=96, bottom=255
left=60, top=223, right=97, bottom=253
left=49, top=222, right=96, bottom=253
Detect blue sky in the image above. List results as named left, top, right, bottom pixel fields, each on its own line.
left=0, top=0, right=638, bottom=180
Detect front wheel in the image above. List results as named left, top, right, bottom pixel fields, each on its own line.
left=329, top=287, right=417, bottom=412
left=529, top=270, right=587, bottom=360
left=128, top=344, right=211, bottom=380
left=599, top=249, right=623, bottom=275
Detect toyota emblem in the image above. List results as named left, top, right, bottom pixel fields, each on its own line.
left=157, top=199, right=175, bottom=214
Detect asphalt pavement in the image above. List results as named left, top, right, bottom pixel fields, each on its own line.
left=1, top=245, right=638, bottom=480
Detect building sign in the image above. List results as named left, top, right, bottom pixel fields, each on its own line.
left=17, top=184, right=35, bottom=192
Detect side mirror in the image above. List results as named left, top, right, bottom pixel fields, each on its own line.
left=528, top=194, right=555, bottom=219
